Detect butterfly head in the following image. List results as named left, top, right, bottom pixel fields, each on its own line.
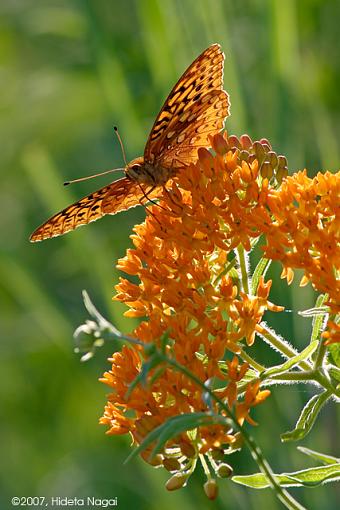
left=125, top=156, right=148, bottom=182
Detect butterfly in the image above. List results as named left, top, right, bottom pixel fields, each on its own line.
left=30, top=43, right=230, bottom=242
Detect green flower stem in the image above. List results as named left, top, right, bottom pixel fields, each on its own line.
left=238, top=347, right=265, bottom=372
left=184, top=456, right=197, bottom=477
left=162, top=353, right=306, bottom=510
left=236, top=245, right=250, bottom=294
left=212, top=258, right=237, bottom=285
left=259, top=324, right=312, bottom=371
left=313, top=341, right=327, bottom=369
left=269, top=371, right=316, bottom=382
left=199, top=453, right=212, bottom=480
left=313, top=370, right=340, bottom=399
left=238, top=369, right=340, bottom=400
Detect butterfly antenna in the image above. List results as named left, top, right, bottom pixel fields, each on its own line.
left=64, top=167, right=125, bottom=186
left=113, top=126, right=128, bottom=166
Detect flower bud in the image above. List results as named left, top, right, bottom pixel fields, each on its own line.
left=141, top=451, right=163, bottom=466
left=217, top=463, right=233, bottom=478
left=259, top=138, right=272, bottom=150
left=253, top=141, right=266, bottom=164
left=163, top=457, right=181, bottom=472
left=278, top=154, right=288, bottom=168
left=277, top=165, right=288, bottom=182
left=267, top=150, right=278, bottom=168
left=240, top=134, right=253, bottom=150
left=260, top=161, right=273, bottom=179
left=204, top=479, right=218, bottom=500
left=228, top=135, right=241, bottom=149
left=210, top=448, right=225, bottom=461
left=213, top=133, right=229, bottom=155
left=239, top=149, right=250, bottom=162
left=179, top=441, right=196, bottom=458
left=231, top=432, right=243, bottom=450
left=165, top=473, right=187, bottom=491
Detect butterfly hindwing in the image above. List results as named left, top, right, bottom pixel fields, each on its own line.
left=30, top=178, right=158, bottom=242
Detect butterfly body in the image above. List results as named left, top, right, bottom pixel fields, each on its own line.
left=125, top=157, right=174, bottom=186
left=30, top=44, right=229, bottom=242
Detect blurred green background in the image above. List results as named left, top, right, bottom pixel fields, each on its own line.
left=1, top=1, right=339, bottom=509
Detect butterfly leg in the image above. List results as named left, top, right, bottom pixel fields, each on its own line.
left=137, top=183, right=168, bottom=212
left=136, top=184, right=163, bottom=225
left=162, top=173, right=183, bottom=214
left=162, top=186, right=181, bottom=207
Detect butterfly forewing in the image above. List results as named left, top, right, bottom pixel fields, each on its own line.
left=30, top=178, right=159, bottom=242
left=144, top=43, right=229, bottom=167
left=159, top=90, right=229, bottom=168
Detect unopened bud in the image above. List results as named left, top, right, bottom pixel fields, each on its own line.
left=163, top=457, right=181, bottom=472
left=165, top=473, right=187, bottom=491
left=267, top=151, right=278, bottom=168
left=253, top=141, right=266, bottom=163
left=277, top=165, right=288, bottom=182
left=228, top=135, right=241, bottom=149
left=260, top=161, right=273, bottom=179
left=240, top=134, right=253, bottom=150
left=217, top=463, right=233, bottom=478
left=239, top=149, right=250, bottom=162
left=140, top=450, right=163, bottom=466
left=231, top=432, right=243, bottom=450
left=179, top=441, right=196, bottom=458
left=213, top=133, right=229, bottom=155
left=210, top=448, right=225, bottom=461
left=278, top=155, right=288, bottom=168
left=204, top=479, right=218, bottom=500
left=259, top=138, right=272, bottom=150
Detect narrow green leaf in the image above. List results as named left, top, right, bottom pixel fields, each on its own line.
left=281, top=391, right=330, bottom=442
left=260, top=340, right=318, bottom=379
left=160, top=330, right=170, bottom=353
left=232, top=463, right=340, bottom=488
left=124, top=412, right=228, bottom=463
left=153, top=413, right=232, bottom=457
left=126, top=353, right=163, bottom=398
left=298, top=306, right=329, bottom=318
left=297, top=446, right=340, bottom=465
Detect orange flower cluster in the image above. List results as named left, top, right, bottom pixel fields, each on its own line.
left=100, top=131, right=339, bottom=475
left=263, top=170, right=340, bottom=312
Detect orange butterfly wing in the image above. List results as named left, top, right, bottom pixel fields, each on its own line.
left=144, top=43, right=230, bottom=168
left=30, top=44, right=229, bottom=242
left=29, top=178, right=158, bottom=242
